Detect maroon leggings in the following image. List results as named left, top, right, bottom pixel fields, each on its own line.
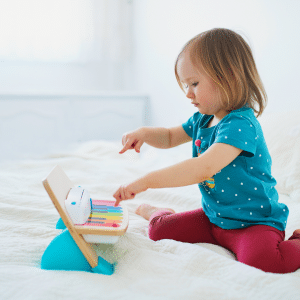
left=148, top=208, right=300, bottom=273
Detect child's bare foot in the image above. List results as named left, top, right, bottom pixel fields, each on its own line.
left=135, top=204, right=175, bottom=220
left=293, top=229, right=300, bottom=237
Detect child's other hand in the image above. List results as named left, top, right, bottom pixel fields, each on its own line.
left=119, top=128, right=145, bottom=154
left=113, top=179, right=148, bottom=207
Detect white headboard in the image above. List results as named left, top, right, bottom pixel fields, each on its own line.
left=0, top=93, right=150, bottom=161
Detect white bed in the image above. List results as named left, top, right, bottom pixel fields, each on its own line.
left=1, top=110, right=300, bottom=300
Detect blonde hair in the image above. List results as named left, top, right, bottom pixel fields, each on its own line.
left=175, top=28, right=267, bottom=117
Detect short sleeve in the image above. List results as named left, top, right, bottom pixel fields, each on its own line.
left=214, top=114, right=257, bottom=157
left=182, top=112, right=201, bottom=138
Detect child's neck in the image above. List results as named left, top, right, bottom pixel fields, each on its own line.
left=208, top=111, right=229, bottom=128
left=207, top=116, right=218, bottom=128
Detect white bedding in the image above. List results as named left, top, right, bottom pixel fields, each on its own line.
left=1, top=110, right=300, bottom=300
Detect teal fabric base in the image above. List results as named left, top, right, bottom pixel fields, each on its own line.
left=55, top=217, right=66, bottom=229
left=41, top=223, right=115, bottom=275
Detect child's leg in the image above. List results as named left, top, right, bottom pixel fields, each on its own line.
left=213, top=225, right=300, bottom=273
left=140, top=205, right=217, bottom=244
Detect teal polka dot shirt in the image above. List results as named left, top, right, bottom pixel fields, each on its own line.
left=182, top=106, right=289, bottom=231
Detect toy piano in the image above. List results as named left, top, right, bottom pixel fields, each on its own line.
left=41, top=165, right=129, bottom=275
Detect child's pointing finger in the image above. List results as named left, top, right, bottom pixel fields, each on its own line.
left=119, top=143, right=130, bottom=154
left=113, top=191, right=121, bottom=206
left=119, top=140, right=135, bottom=154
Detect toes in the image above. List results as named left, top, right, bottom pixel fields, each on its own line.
left=135, top=204, right=175, bottom=218
left=135, top=206, right=141, bottom=215
left=135, top=204, right=148, bottom=215
left=163, top=208, right=175, bottom=214
left=293, top=229, right=300, bottom=236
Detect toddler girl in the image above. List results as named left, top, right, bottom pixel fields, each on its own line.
left=113, top=28, right=300, bottom=274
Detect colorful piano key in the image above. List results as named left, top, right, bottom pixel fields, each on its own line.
left=82, top=199, right=124, bottom=228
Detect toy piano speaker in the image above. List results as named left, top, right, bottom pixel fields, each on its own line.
left=41, top=165, right=129, bottom=275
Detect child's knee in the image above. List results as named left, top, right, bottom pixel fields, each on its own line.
left=238, top=251, right=286, bottom=273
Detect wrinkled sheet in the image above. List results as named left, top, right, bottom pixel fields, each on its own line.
left=1, top=110, right=300, bottom=300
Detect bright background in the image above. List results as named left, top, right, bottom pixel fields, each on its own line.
left=132, top=0, right=300, bottom=126
left=0, top=0, right=300, bottom=159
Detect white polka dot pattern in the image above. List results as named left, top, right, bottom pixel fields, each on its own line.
left=181, top=107, right=289, bottom=231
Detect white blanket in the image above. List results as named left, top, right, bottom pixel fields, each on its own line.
left=1, top=110, right=300, bottom=300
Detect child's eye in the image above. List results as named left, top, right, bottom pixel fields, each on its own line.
left=183, top=82, right=198, bottom=89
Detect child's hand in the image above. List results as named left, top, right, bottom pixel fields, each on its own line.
left=119, top=128, right=145, bottom=154
left=113, top=178, right=148, bottom=207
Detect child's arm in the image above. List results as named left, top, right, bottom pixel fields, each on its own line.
left=119, top=125, right=192, bottom=153
left=113, top=143, right=242, bottom=205
left=168, top=125, right=193, bottom=148
left=143, top=143, right=242, bottom=188
left=142, top=127, right=172, bottom=149
left=139, top=125, right=192, bottom=149
left=119, top=127, right=170, bottom=153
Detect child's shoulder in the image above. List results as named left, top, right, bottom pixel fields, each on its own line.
left=216, top=107, right=263, bottom=139
left=221, top=107, right=258, bottom=127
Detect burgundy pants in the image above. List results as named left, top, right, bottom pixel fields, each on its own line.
left=148, top=208, right=300, bottom=273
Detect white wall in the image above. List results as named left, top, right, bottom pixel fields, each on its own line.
left=132, top=0, right=300, bottom=127
left=1, top=0, right=300, bottom=130
left=0, top=0, right=134, bottom=94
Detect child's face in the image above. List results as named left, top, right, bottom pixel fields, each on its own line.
left=177, top=51, right=227, bottom=119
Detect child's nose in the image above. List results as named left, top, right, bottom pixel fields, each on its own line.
left=186, top=90, right=194, bottom=99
